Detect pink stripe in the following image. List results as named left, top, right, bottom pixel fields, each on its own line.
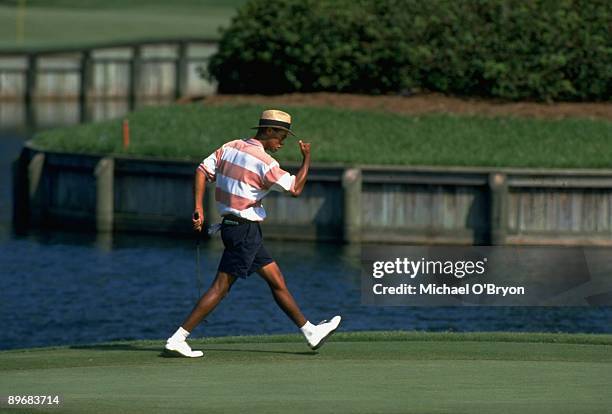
left=215, top=188, right=261, bottom=210
left=227, top=139, right=274, bottom=166
left=198, top=163, right=215, bottom=181
left=213, top=147, right=224, bottom=169
left=264, top=165, right=288, bottom=188
left=217, top=159, right=264, bottom=189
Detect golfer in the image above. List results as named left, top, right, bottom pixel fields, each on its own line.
left=165, top=109, right=341, bottom=357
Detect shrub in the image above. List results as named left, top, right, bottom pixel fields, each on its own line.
left=207, top=0, right=612, bottom=101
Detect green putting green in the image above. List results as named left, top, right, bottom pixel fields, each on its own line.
left=1, top=332, right=611, bottom=413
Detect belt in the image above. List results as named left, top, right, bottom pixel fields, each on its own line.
left=222, top=214, right=257, bottom=225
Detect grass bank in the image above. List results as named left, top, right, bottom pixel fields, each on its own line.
left=1, top=331, right=611, bottom=413
left=32, top=103, right=612, bottom=168
left=0, top=0, right=246, bottom=51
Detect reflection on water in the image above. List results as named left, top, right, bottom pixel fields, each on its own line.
left=1, top=107, right=611, bottom=351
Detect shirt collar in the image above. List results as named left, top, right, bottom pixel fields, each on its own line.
left=245, top=137, right=264, bottom=148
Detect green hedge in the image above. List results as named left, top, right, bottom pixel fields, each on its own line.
left=207, top=0, right=612, bottom=101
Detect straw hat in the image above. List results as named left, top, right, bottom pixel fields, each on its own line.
left=252, top=109, right=295, bottom=135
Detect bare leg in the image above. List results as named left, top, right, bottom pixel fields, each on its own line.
left=181, top=271, right=236, bottom=332
left=257, top=261, right=307, bottom=327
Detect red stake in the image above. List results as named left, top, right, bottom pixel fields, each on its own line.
left=122, top=119, right=130, bottom=150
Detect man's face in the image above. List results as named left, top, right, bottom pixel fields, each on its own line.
left=266, top=129, right=289, bottom=152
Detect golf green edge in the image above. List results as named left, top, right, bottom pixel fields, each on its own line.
left=3, top=331, right=612, bottom=351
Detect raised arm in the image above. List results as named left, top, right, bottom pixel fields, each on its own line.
left=290, top=140, right=311, bottom=197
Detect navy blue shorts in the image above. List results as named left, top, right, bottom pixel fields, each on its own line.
left=218, top=220, right=274, bottom=279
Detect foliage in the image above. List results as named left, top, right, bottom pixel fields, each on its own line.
left=207, top=0, right=612, bottom=101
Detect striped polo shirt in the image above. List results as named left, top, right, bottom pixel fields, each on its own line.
left=197, top=138, right=296, bottom=222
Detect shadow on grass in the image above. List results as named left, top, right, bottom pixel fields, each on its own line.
left=70, top=344, right=317, bottom=357
left=160, top=347, right=317, bottom=358
left=198, top=347, right=317, bottom=356
left=70, top=344, right=160, bottom=352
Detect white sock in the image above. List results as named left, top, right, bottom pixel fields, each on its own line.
left=169, top=327, right=190, bottom=342
left=300, top=321, right=315, bottom=337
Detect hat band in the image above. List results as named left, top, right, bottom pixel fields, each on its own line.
left=258, top=119, right=291, bottom=130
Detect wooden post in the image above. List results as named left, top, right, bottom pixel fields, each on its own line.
left=128, top=45, right=142, bottom=111
left=342, top=168, right=362, bottom=243
left=95, top=157, right=114, bottom=233
left=174, top=41, right=188, bottom=100
left=79, top=50, right=92, bottom=123
left=489, top=172, right=508, bottom=245
left=27, top=152, right=45, bottom=227
left=24, top=53, right=38, bottom=128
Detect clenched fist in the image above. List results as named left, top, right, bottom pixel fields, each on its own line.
left=298, top=140, right=311, bottom=158
left=192, top=209, right=204, bottom=232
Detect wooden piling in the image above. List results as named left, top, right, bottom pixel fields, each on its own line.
left=12, top=150, right=30, bottom=231
left=489, top=172, right=508, bottom=245
left=342, top=168, right=362, bottom=243
left=24, top=53, right=38, bottom=127
left=79, top=50, right=92, bottom=123
left=174, top=41, right=189, bottom=100
left=95, top=157, right=114, bottom=233
left=27, top=152, right=45, bottom=227
left=128, top=45, right=142, bottom=111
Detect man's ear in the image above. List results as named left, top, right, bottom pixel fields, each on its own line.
left=260, top=127, right=272, bottom=138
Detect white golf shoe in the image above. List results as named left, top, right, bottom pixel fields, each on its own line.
left=305, top=316, right=342, bottom=350
left=164, top=339, right=204, bottom=358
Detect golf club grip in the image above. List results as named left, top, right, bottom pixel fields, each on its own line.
left=193, top=211, right=204, bottom=236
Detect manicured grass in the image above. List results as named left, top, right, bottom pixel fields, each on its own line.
left=0, top=0, right=247, bottom=51
left=31, top=103, right=612, bottom=168
left=1, top=332, right=611, bottom=413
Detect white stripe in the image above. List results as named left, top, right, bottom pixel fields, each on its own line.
left=198, top=163, right=215, bottom=180
left=201, top=153, right=218, bottom=178
left=216, top=174, right=263, bottom=201
left=216, top=202, right=267, bottom=221
left=270, top=172, right=295, bottom=192
left=221, top=146, right=275, bottom=176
